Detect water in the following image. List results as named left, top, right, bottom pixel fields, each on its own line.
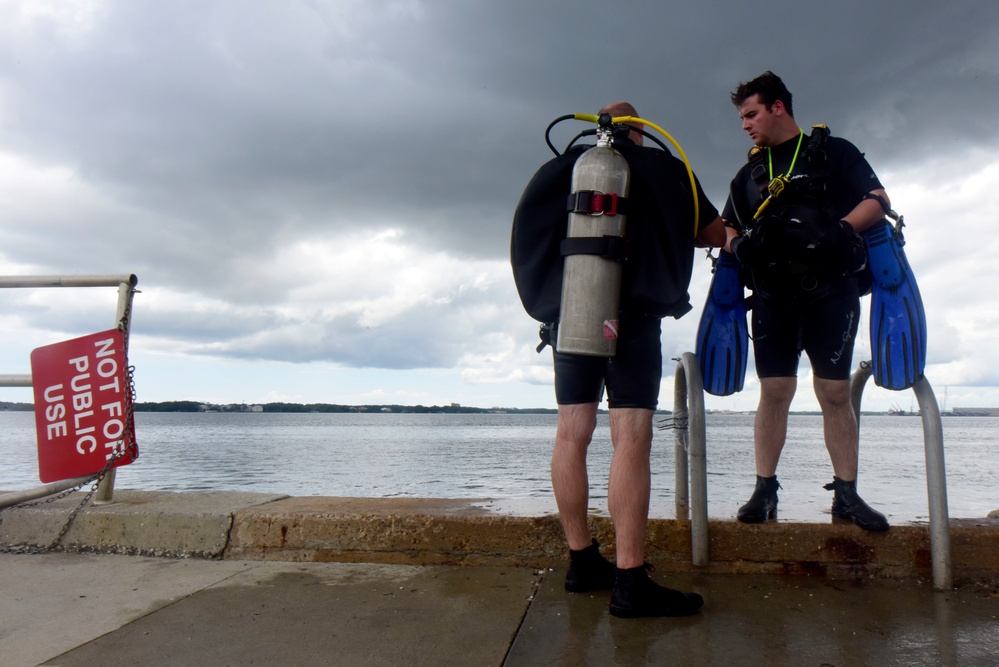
left=0, top=411, right=995, bottom=523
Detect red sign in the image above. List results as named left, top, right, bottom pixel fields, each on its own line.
left=30, top=329, right=138, bottom=483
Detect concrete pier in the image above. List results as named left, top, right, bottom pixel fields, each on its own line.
left=3, top=490, right=998, bottom=582
left=2, top=491, right=998, bottom=666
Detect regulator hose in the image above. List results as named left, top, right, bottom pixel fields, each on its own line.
left=545, top=113, right=700, bottom=238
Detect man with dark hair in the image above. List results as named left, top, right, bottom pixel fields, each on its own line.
left=721, top=72, right=890, bottom=532
left=731, top=70, right=794, bottom=117
left=514, top=102, right=727, bottom=617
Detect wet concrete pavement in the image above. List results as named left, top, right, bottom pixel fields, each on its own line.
left=3, top=552, right=997, bottom=667
left=510, top=568, right=999, bottom=666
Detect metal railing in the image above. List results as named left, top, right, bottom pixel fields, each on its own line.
left=851, top=361, right=952, bottom=590
left=674, top=355, right=952, bottom=590
left=0, top=274, right=137, bottom=505
left=672, top=352, right=709, bottom=565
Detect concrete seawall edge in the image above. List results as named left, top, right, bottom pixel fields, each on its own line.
left=2, top=490, right=997, bottom=585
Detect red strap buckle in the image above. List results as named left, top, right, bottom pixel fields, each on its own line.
left=590, top=192, right=619, bottom=216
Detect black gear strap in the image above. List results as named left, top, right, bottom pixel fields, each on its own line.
left=862, top=191, right=890, bottom=213
left=559, top=235, right=627, bottom=261
left=806, top=124, right=830, bottom=164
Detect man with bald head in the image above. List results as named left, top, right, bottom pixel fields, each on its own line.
left=599, top=101, right=644, bottom=145
left=525, top=102, right=727, bottom=617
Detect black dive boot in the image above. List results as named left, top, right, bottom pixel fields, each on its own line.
left=737, top=475, right=780, bottom=523
left=564, top=539, right=616, bottom=592
left=824, top=477, right=889, bottom=532
left=609, top=564, right=704, bottom=618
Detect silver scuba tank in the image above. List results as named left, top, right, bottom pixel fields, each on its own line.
left=556, top=130, right=630, bottom=356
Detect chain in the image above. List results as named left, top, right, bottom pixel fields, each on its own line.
left=0, top=286, right=140, bottom=555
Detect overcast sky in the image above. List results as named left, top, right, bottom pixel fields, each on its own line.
left=0, top=0, right=997, bottom=413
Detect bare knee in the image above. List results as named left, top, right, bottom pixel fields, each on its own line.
left=813, top=377, right=851, bottom=409
left=556, top=403, right=598, bottom=447
left=609, top=408, right=653, bottom=453
left=759, top=377, right=796, bottom=409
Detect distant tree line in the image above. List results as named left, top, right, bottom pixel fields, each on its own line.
left=0, top=399, right=560, bottom=414
left=132, top=401, right=559, bottom=414
left=135, top=401, right=205, bottom=412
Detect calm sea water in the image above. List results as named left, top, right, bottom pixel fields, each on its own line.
left=0, top=411, right=995, bottom=523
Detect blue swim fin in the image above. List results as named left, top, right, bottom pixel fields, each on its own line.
left=864, top=217, right=927, bottom=390
left=696, top=251, right=748, bottom=396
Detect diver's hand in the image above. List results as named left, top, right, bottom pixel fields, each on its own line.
left=838, top=219, right=860, bottom=239
left=729, top=234, right=756, bottom=264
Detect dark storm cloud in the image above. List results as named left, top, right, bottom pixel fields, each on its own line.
left=1, top=0, right=997, bottom=384
left=4, top=1, right=997, bottom=260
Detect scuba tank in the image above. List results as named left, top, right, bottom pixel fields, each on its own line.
left=556, top=125, right=630, bottom=356
left=511, top=111, right=701, bottom=353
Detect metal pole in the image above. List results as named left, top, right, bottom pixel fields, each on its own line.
left=680, top=352, right=709, bottom=566
left=0, top=275, right=137, bottom=289
left=850, top=361, right=873, bottom=429
left=0, top=477, right=93, bottom=509
left=673, top=361, right=690, bottom=520
left=0, top=374, right=32, bottom=387
left=913, top=376, right=952, bottom=590
left=93, top=280, right=136, bottom=505
left=852, top=361, right=952, bottom=590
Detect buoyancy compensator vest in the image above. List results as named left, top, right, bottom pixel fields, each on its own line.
left=739, top=125, right=867, bottom=299
left=511, top=113, right=706, bottom=353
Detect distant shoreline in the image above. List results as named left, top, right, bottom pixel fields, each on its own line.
left=2, top=400, right=991, bottom=416
left=0, top=400, right=559, bottom=415
left=137, top=401, right=562, bottom=414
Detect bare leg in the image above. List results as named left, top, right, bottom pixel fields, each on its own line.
left=813, top=377, right=858, bottom=480
left=754, top=377, right=797, bottom=476
left=551, top=402, right=598, bottom=551
left=607, top=407, right=653, bottom=569
left=814, top=376, right=888, bottom=530
left=605, top=406, right=704, bottom=617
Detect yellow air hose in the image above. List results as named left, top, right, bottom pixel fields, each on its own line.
left=573, top=113, right=700, bottom=238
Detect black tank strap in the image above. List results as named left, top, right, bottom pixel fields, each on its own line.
left=559, top=235, right=627, bottom=261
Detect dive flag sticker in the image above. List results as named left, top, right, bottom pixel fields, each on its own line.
left=30, top=329, right=138, bottom=483
left=603, top=319, right=619, bottom=340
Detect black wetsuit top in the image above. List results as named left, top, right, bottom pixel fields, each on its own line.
left=723, top=132, right=882, bottom=231
left=724, top=130, right=884, bottom=379
left=722, top=131, right=883, bottom=300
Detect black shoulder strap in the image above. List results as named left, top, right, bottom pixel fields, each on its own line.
left=802, top=124, right=842, bottom=220
left=747, top=145, right=769, bottom=196
left=805, top=124, right=830, bottom=169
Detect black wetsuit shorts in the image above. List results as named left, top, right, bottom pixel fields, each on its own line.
left=553, top=315, right=662, bottom=409
left=751, top=278, right=861, bottom=381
